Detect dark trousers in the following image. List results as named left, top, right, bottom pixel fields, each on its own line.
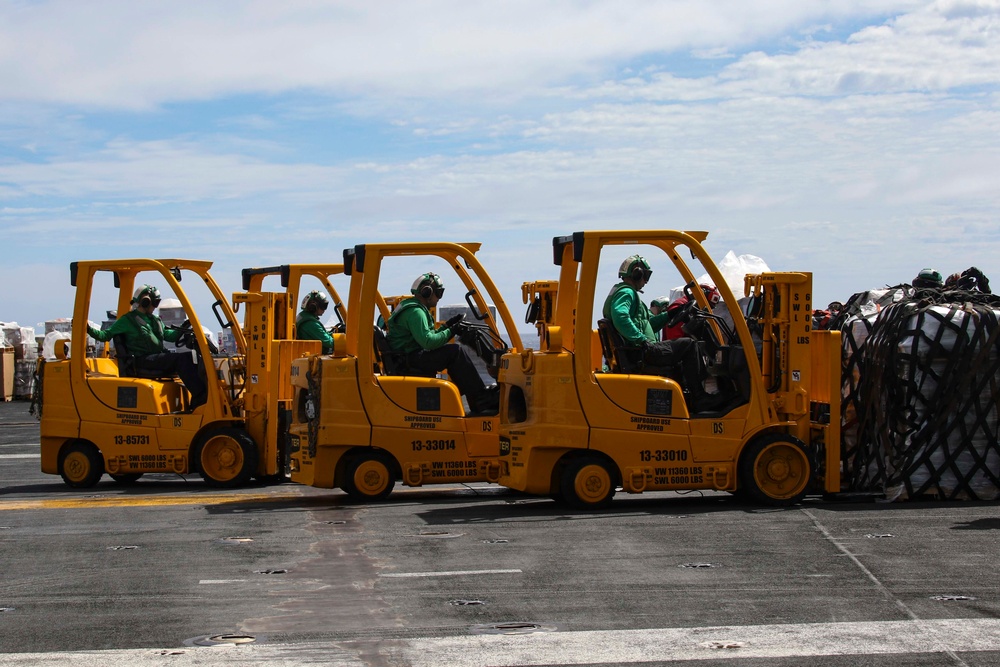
left=407, top=344, right=487, bottom=400
left=642, top=338, right=704, bottom=395
left=137, top=351, right=208, bottom=405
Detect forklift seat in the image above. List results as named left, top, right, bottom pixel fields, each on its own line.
left=373, top=326, right=406, bottom=375
left=597, top=319, right=693, bottom=388
left=113, top=335, right=176, bottom=381
left=372, top=326, right=438, bottom=379
left=597, top=319, right=645, bottom=373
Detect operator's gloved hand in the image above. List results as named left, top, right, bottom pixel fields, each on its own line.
left=445, top=313, right=466, bottom=329
left=963, top=267, right=991, bottom=294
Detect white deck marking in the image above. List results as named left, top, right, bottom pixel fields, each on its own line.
left=379, top=568, right=522, bottom=578
left=0, top=618, right=998, bottom=666
left=0, top=453, right=39, bottom=459
left=802, top=508, right=969, bottom=667
left=398, top=618, right=1000, bottom=666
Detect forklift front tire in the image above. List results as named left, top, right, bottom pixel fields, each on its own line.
left=560, top=457, right=616, bottom=510
left=196, top=428, right=258, bottom=488
left=344, top=451, right=395, bottom=502
left=59, top=442, right=104, bottom=488
left=738, top=434, right=811, bottom=506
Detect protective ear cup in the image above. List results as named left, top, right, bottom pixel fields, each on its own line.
left=619, top=255, right=649, bottom=282
left=414, top=272, right=440, bottom=299
left=140, top=296, right=152, bottom=308
left=301, top=290, right=328, bottom=314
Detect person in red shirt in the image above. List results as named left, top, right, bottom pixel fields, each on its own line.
left=663, top=284, right=720, bottom=340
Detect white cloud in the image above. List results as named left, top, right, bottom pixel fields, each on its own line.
left=0, top=0, right=923, bottom=108
left=0, top=0, right=997, bottom=327
left=0, top=139, right=348, bottom=200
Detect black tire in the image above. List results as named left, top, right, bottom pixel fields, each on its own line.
left=59, top=442, right=104, bottom=488
left=343, top=450, right=396, bottom=502
left=738, top=434, right=811, bottom=506
left=110, top=473, right=143, bottom=485
left=560, top=457, right=616, bottom=510
left=195, top=428, right=258, bottom=487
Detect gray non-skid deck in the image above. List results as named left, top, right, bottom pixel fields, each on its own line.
left=1, top=400, right=998, bottom=666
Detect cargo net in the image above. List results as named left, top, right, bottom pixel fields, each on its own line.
left=829, top=287, right=910, bottom=483
left=848, top=289, right=1000, bottom=500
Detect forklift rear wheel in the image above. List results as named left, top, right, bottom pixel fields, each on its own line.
left=196, top=428, right=258, bottom=487
left=59, top=443, right=104, bottom=488
left=344, top=452, right=395, bottom=502
left=739, top=435, right=811, bottom=506
left=560, top=457, right=616, bottom=509
left=110, top=473, right=143, bottom=485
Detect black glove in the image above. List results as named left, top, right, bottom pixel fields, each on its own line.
left=180, top=330, right=197, bottom=349
left=962, top=267, right=991, bottom=294
left=445, top=313, right=466, bottom=329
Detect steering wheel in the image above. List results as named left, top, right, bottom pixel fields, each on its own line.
left=666, top=280, right=713, bottom=331
left=665, top=299, right=697, bottom=329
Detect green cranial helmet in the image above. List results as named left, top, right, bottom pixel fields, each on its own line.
left=130, top=284, right=161, bottom=308
left=913, top=268, right=943, bottom=289
left=618, top=255, right=652, bottom=282
left=411, top=272, right=445, bottom=298
left=650, top=296, right=670, bottom=309
left=301, top=290, right=329, bottom=314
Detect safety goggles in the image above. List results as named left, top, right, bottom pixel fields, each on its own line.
left=433, top=287, right=445, bottom=298
left=638, top=269, right=652, bottom=282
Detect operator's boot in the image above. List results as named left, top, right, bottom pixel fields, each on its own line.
left=468, top=384, right=500, bottom=416
left=187, top=391, right=208, bottom=413
left=690, top=382, right=729, bottom=414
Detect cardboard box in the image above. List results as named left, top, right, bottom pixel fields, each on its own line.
left=1, top=347, right=13, bottom=402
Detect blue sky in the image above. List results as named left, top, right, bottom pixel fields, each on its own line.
left=1, top=0, right=998, bottom=332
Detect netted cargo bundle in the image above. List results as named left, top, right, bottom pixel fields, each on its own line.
left=851, top=289, right=1000, bottom=500
left=834, top=287, right=911, bottom=479
left=14, top=359, right=35, bottom=399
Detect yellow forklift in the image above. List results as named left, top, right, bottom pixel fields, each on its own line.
left=37, top=259, right=318, bottom=488
left=240, top=263, right=350, bottom=335
left=498, top=230, right=842, bottom=508
left=287, top=242, right=523, bottom=501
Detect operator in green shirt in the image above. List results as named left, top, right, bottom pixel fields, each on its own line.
left=387, top=272, right=499, bottom=415
left=603, top=255, right=722, bottom=413
left=295, top=291, right=335, bottom=354
left=87, top=285, right=209, bottom=410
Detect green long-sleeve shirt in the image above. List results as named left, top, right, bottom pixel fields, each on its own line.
left=386, top=299, right=452, bottom=354
left=295, top=310, right=334, bottom=354
left=87, top=311, right=181, bottom=357
left=602, top=282, right=670, bottom=345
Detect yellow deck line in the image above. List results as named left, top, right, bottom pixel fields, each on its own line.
left=0, top=491, right=305, bottom=511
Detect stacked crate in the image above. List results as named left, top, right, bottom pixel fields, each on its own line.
left=2, top=322, right=37, bottom=399
left=0, top=327, right=11, bottom=401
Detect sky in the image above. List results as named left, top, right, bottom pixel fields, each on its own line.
left=1, top=0, right=998, bottom=333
